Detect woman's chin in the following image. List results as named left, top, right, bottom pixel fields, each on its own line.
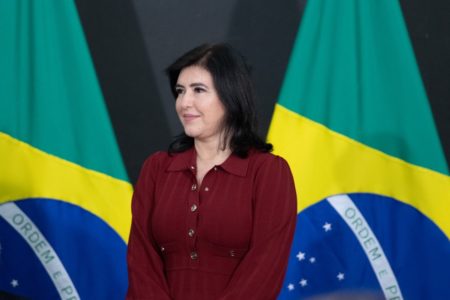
left=183, top=130, right=200, bottom=139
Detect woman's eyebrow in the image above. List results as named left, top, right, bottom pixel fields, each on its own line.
left=190, top=83, right=208, bottom=89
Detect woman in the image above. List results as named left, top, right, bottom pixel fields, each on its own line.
left=126, top=44, right=297, bottom=300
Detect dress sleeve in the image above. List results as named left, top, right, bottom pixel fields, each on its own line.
left=126, top=153, right=172, bottom=300
left=218, top=155, right=297, bottom=300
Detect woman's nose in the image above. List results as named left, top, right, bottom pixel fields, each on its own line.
left=179, top=91, right=194, bottom=108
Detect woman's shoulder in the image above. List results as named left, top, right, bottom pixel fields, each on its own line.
left=140, top=151, right=172, bottom=171
left=141, top=149, right=193, bottom=171
left=143, top=150, right=169, bottom=163
left=248, top=149, right=288, bottom=164
left=147, top=150, right=170, bottom=161
left=247, top=149, right=291, bottom=172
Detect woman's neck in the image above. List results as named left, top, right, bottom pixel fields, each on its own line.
left=193, top=138, right=231, bottom=186
left=194, top=138, right=231, bottom=164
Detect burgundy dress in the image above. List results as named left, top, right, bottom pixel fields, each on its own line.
left=126, top=147, right=297, bottom=300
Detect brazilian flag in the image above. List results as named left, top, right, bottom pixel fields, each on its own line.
left=0, top=1, right=132, bottom=299
left=268, top=0, right=450, bottom=299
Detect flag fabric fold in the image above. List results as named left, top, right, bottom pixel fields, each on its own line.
left=0, top=1, right=132, bottom=299
left=268, top=0, right=450, bottom=299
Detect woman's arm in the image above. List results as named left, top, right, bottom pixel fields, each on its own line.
left=126, top=154, right=172, bottom=300
left=218, top=155, right=297, bottom=300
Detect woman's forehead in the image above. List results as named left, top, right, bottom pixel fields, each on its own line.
left=177, top=65, right=212, bottom=84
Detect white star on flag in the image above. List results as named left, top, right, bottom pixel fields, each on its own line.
left=299, top=278, right=308, bottom=287
left=323, top=222, right=332, bottom=232
left=309, top=257, right=316, bottom=263
left=296, top=251, right=306, bottom=261
left=337, top=273, right=345, bottom=281
left=287, top=283, right=295, bottom=291
left=11, top=279, right=19, bottom=288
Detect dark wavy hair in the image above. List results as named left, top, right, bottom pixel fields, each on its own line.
left=166, top=43, right=272, bottom=157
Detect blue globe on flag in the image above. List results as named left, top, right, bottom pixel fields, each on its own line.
left=279, top=193, right=450, bottom=300
left=0, top=198, right=128, bottom=299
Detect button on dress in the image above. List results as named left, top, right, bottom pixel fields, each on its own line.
left=126, top=148, right=297, bottom=300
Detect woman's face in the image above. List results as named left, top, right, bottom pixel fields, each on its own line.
left=175, top=65, right=227, bottom=143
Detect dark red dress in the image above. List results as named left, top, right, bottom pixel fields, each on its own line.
left=126, top=148, right=297, bottom=300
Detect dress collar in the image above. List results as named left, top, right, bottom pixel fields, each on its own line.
left=166, top=147, right=249, bottom=177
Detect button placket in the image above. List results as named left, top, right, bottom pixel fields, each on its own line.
left=190, top=251, right=198, bottom=260
left=186, top=165, right=218, bottom=265
left=187, top=171, right=200, bottom=265
left=198, top=165, right=220, bottom=201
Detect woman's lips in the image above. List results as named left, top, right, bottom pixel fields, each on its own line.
left=183, top=114, right=200, bottom=122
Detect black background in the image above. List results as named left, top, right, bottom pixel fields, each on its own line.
left=74, top=0, right=449, bottom=183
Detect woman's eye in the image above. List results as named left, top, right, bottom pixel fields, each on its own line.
left=175, top=88, right=184, bottom=95
left=194, top=87, right=205, bottom=93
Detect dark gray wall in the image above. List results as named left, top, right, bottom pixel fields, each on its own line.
left=75, top=0, right=450, bottom=183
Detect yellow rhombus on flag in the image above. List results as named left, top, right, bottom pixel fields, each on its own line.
left=269, top=0, right=450, bottom=299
